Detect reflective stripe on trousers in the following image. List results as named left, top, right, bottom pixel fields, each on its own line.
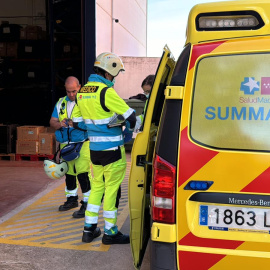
left=65, top=186, right=78, bottom=197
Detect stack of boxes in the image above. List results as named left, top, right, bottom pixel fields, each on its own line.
left=39, top=130, right=56, bottom=156
left=16, top=126, right=56, bottom=156
left=20, top=25, right=45, bottom=40
left=0, top=21, right=49, bottom=89
left=0, top=41, right=18, bottom=58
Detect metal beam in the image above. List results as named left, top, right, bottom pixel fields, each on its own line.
left=47, top=0, right=56, bottom=109
left=81, top=0, right=96, bottom=84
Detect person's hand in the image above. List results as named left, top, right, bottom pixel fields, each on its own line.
left=67, top=119, right=73, bottom=127
left=60, top=119, right=68, bottom=128
left=123, top=128, right=133, bottom=143
left=134, top=116, right=142, bottom=133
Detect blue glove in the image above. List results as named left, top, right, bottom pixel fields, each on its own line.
left=123, top=129, right=133, bottom=143
left=123, top=132, right=132, bottom=143
left=125, top=121, right=134, bottom=132
left=123, top=121, right=134, bottom=143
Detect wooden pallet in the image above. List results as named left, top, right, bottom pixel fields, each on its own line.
left=0, top=153, right=16, bottom=161
left=15, top=154, right=54, bottom=161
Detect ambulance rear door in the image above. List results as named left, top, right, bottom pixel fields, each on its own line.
left=128, top=45, right=176, bottom=269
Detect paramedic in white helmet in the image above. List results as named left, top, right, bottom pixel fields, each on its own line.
left=72, top=52, right=136, bottom=245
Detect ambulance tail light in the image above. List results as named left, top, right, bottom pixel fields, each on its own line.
left=152, top=154, right=176, bottom=224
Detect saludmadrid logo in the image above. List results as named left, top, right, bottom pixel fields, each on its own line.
left=204, top=76, right=270, bottom=120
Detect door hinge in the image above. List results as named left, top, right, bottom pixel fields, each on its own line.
left=164, top=86, right=184, bottom=99
left=136, top=155, right=152, bottom=167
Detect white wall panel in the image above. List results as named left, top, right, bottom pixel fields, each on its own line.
left=113, top=0, right=146, bottom=42
left=96, top=0, right=111, bottom=14
left=96, top=0, right=147, bottom=57
left=96, top=4, right=112, bottom=55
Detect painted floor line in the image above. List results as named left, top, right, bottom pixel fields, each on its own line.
left=0, top=163, right=130, bottom=252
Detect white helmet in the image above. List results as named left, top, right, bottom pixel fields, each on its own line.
left=43, top=159, right=68, bottom=180
left=94, top=52, right=125, bottom=77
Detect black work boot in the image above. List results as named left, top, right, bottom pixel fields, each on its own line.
left=102, top=231, right=130, bottom=245
left=82, top=226, right=101, bottom=243
left=58, top=196, right=78, bottom=211
left=72, top=200, right=87, bottom=218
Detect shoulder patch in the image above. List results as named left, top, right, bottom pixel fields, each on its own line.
left=79, top=86, right=99, bottom=93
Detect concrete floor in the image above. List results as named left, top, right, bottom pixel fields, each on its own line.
left=0, top=152, right=150, bottom=270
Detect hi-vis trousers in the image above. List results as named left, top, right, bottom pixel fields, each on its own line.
left=62, top=141, right=92, bottom=201
left=85, top=146, right=126, bottom=230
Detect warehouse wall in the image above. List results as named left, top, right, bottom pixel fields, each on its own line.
left=0, top=0, right=150, bottom=126
left=1, top=0, right=147, bottom=57
left=0, top=0, right=51, bottom=126
left=0, top=0, right=46, bottom=29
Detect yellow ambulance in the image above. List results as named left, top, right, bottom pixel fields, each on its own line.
left=129, top=1, right=270, bottom=269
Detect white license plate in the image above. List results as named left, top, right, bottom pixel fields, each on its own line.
left=200, top=205, right=270, bottom=232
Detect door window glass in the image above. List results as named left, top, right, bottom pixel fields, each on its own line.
left=190, top=53, right=270, bottom=152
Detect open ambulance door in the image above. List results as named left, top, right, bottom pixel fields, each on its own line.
left=128, top=45, right=176, bottom=269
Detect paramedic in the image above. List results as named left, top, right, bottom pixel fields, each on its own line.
left=49, top=76, right=92, bottom=218
left=72, top=52, right=136, bottom=244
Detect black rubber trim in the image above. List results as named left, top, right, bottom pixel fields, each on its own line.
left=155, top=99, right=182, bottom=166
left=155, top=45, right=190, bottom=165
left=150, top=241, right=177, bottom=270
left=189, top=192, right=270, bottom=208
left=100, top=87, right=110, bottom=112
left=171, top=44, right=191, bottom=86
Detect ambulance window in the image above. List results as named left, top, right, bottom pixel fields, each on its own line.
left=142, top=63, right=172, bottom=129
left=171, top=44, right=190, bottom=86
left=190, top=53, right=270, bottom=152
left=151, top=64, right=171, bottom=126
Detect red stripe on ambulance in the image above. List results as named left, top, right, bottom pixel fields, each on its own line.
left=178, top=127, right=218, bottom=187
left=189, top=41, right=225, bottom=70
left=179, top=231, right=242, bottom=248
left=242, top=166, right=270, bottom=193
left=178, top=233, right=243, bottom=270
left=178, top=251, right=225, bottom=270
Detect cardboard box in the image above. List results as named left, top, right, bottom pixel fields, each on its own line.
left=0, top=42, right=6, bottom=56
left=27, top=32, right=40, bottom=40
left=25, top=25, right=42, bottom=32
left=6, top=42, right=18, bottom=57
left=0, top=23, right=21, bottom=41
left=16, top=140, right=39, bottom=155
left=39, top=132, right=56, bottom=155
left=20, top=26, right=44, bottom=40
left=18, top=40, right=47, bottom=59
left=17, top=126, right=45, bottom=141
left=20, top=28, right=26, bottom=39
left=45, top=126, right=55, bottom=133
